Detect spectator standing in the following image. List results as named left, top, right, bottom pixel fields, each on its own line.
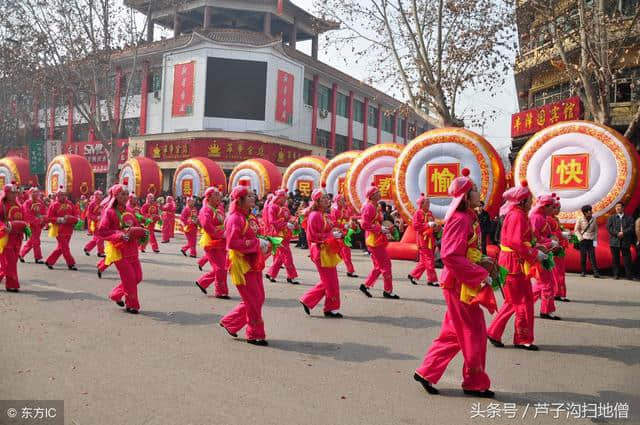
left=476, top=201, right=491, bottom=254
left=606, top=202, right=635, bottom=280
left=574, top=205, right=600, bottom=278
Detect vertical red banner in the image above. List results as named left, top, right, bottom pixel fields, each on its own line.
left=373, top=174, right=393, bottom=201
left=276, top=70, right=294, bottom=124
left=172, top=62, right=195, bottom=117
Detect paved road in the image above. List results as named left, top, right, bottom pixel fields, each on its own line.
left=1, top=233, right=639, bottom=425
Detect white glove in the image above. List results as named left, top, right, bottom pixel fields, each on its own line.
left=259, top=238, right=271, bottom=254
left=481, top=276, right=493, bottom=287
left=344, top=223, right=350, bottom=230
left=551, top=239, right=559, bottom=248
left=56, top=217, right=66, bottom=224
left=332, top=230, right=343, bottom=239
left=537, top=250, right=548, bottom=262
left=561, top=231, right=570, bottom=239
left=122, top=232, right=130, bottom=242
left=428, top=221, right=436, bottom=228
left=287, top=222, right=295, bottom=230
left=381, top=227, right=390, bottom=234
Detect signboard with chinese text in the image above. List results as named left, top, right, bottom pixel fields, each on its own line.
left=182, top=178, right=194, bottom=196
left=64, top=140, right=128, bottom=173
left=511, top=96, right=582, bottom=138
left=275, top=70, right=294, bottom=125
left=296, top=179, right=313, bottom=197
left=172, top=62, right=195, bottom=117
left=0, top=175, right=5, bottom=187
left=427, top=163, right=459, bottom=197
left=550, top=153, right=589, bottom=190
left=373, top=174, right=393, bottom=201
left=337, top=177, right=346, bottom=195
left=46, top=140, right=63, bottom=164
left=29, top=139, right=45, bottom=174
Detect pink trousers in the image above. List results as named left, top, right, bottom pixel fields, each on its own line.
left=532, top=269, right=556, bottom=314
left=487, top=274, right=535, bottom=345
left=300, top=263, right=340, bottom=312
left=181, top=231, right=197, bottom=257
left=142, top=223, right=158, bottom=251
left=197, top=249, right=228, bottom=297
left=267, top=241, right=298, bottom=279
left=410, top=248, right=438, bottom=283
left=197, top=256, right=208, bottom=269
left=553, top=256, right=567, bottom=298
left=364, top=245, right=393, bottom=292
left=1, top=243, right=20, bottom=289
left=84, top=235, right=105, bottom=255
left=161, top=218, right=174, bottom=242
left=97, top=258, right=110, bottom=273
left=340, top=245, right=355, bottom=274
left=20, top=224, right=43, bottom=260
left=46, top=234, right=75, bottom=267
left=110, top=256, right=143, bottom=310
left=415, top=287, right=491, bottom=391
left=221, top=271, right=266, bottom=340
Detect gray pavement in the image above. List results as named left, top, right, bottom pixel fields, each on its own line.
left=1, top=233, right=639, bottom=425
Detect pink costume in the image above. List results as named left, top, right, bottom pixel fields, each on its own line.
left=141, top=194, right=160, bottom=252
left=415, top=171, right=492, bottom=393
left=20, top=189, right=46, bottom=262
left=361, top=188, right=393, bottom=294
left=487, top=183, right=539, bottom=346
left=45, top=193, right=79, bottom=268
left=266, top=190, right=298, bottom=281
left=98, top=185, right=144, bottom=311
left=161, top=196, right=176, bottom=242
left=409, top=196, right=438, bottom=284
left=0, top=185, right=26, bottom=290
left=220, top=183, right=267, bottom=341
left=549, top=201, right=567, bottom=299
left=529, top=195, right=556, bottom=315
left=83, top=192, right=105, bottom=255
left=196, top=187, right=228, bottom=297
left=180, top=202, right=199, bottom=257
left=330, top=196, right=356, bottom=275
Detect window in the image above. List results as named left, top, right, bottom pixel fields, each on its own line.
left=397, top=119, right=405, bottom=137
left=121, top=117, right=140, bottom=137
left=335, top=134, right=348, bottom=153
left=353, top=100, right=364, bottom=123
left=336, top=93, right=348, bottom=117
left=74, top=123, right=89, bottom=142
left=316, top=129, right=330, bottom=148
left=54, top=126, right=67, bottom=141
left=382, top=112, right=393, bottom=133
left=318, top=85, right=331, bottom=111
left=368, top=105, right=378, bottom=127
left=353, top=138, right=363, bottom=150
left=533, top=83, right=571, bottom=107
left=611, top=67, right=640, bottom=103
left=621, top=0, right=638, bottom=16
left=303, top=78, right=313, bottom=106
left=148, top=69, right=162, bottom=93
left=124, top=71, right=142, bottom=96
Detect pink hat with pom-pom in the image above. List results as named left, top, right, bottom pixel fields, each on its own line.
left=443, top=168, right=474, bottom=222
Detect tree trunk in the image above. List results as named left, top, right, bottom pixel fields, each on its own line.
left=106, top=139, right=122, bottom=187
left=624, top=104, right=640, bottom=148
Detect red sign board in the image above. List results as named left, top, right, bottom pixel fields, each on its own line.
left=373, top=174, right=393, bottom=201
left=550, top=153, right=590, bottom=190
left=427, top=163, right=459, bottom=197
left=337, top=176, right=346, bottom=195
left=146, top=138, right=312, bottom=167
left=64, top=140, right=128, bottom=173
left=172, top=62, right=195, bottom=117
left=511, top=96, right=582, bottom=138
left=181, top=178, right=194, bottom=196
left=276, top=70, right=294, bottom=124
left=5, top=147, right=28, bottom=159
left=296, top=179, right=313, bottom=197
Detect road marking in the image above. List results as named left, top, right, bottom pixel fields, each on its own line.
left=30, top=284, right=80, bottom=294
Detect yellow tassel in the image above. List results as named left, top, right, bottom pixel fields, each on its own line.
left=320, top=245, right=342, bottom=268
left=89, top=220, right=95, bottom=233
left=228, top=249, right=251, bottom=286
left=199, top=231, right=213, bottom=249
left=0, top=234, right=8, bottom=254
left=104, top=241, right=123, bottom=266
left=48, top=223, right=59, bottom=238
left=365, top=233, right=378, bottom=247
left=460, top=247, right=484, bottom=304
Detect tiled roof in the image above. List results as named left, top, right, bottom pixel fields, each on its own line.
left=198, top=28, right=281, bottom=47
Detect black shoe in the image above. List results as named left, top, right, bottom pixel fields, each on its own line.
left=68, top=265, right=78, bottom=271
left=580, top=272, right=586, bottom=277
left=6, top=288, right=19, bottom=293
left=97, top=253, right=106, bottom=258
left=140, top=250, right=146, bottom=253
left=427, top=282, right=440, bottom=287
left=35, top=259, right=43, bottom=264
left=301, top=302, right=311, bottom=315
left=359, top=284, right=372, bottom=298
left=215, top=295, right=231, bottom=300
left=554, top=296, right=562, bottom=301
left=383, top=291, right=400, bottom=299
left=247, top=339, right=269, bottom=346
left=463, top=389, right=495, bottom=398
left=265, top=274, right=276, bottom=283
left=189, top=254, right=197, bottom=258
left=324, top=311, right=343, bottom=318
left=220, top=323, right=237, bottom=338
left=540, top=313, right=561, bottom=320
left=347, top=272, right=359, bottom=278
left=515, top=343, right=539, bottom=351
left=115, top=300, right=125, bottom=307
left=180, top=249, right=187, bottom=257
left=161, top=241, right=169, bottom=244
left=593, top=274, right=601, bottom=278
left=198, top=264, right=203, bottom=272
left=154, top=250, right=160, bottom=253
left=97, top=270, right=102, bottom=279
left=488, top=336, right=504, bottom=348
left=559, top=297, right=571, bottom=302
left=195, top=281, right=207, bottom=295
left=408, top=274, right=419, bottom=285
left=19, top=256, right=25, bottom=263
left=125, top=307, right=139, bottom=314
left=46, top=263, right=53, bottom=270
left=84, top=250, right=90, bottom=256
left=414, top=373, right=439, bottom=395
left=614, top=275, right=620, bottom=280
left=287, top=278, right=300, bottom=285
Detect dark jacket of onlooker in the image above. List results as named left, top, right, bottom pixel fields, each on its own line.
left=607, top=213, right=635, bottom=247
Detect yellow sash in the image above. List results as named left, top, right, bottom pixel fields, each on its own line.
left=460, top=247, right=484, bottom=304
left=48, top=223, right=59, bottom=238
left=0, top=234, right=8, bottom=254
left=104, top=241, right=123, bottom=266
left=320, top=245, right=342, bottom=268
left=500, top=244, right=532, bottom=275
left=199, top=228, right=212, bottom=249
left=89, top=220, right=96, bottom=233
left=228, top=249, right=251, bottom=286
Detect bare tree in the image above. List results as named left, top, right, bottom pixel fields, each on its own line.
left=314, top=0, right=516, bottom=128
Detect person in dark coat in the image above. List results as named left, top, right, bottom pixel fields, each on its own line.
left=606, top=202, right=636, bottom=280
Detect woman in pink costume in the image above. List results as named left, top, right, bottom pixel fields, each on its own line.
left=408, top=194, right=440, bottom=286
left=83, top=190, right=105, bottom=257
left=180, top=197, right=199, bottom=258
left=140, top=193, right=161, bottom=253
left=550, top=198, right=570, bottom=302
left=45, top=186, right=80, bottom=271
left=300, top=188, right=344, bottom=318
left=194, top=187, right=228, bottom=298
left=413, top=169, right=494, bottom=398
left=265, top=189, right=300, bottom=284
left=330, top=194, right=358, bottom=278
left=19, top=187, right=46, bottom=264
left=359, top=184, right=398, bottom=299
left=220, top=181, right=271, bottom=346
left=161, top=196, right=176, bottom=243
left=0, top=183, right=28, bottom=291
left=487, top=181, right=543, bottom=351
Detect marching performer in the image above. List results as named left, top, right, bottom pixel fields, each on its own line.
left=45, top=186, right=80, bottom=270
left=265, top=189, right=300, bottom=284
left=0, top=183, right=28, bottom=291
left=413, top=169, right=494, bottom=398
left=180, top=197, right=199, bottom=258
left=530, top=194, right=561, bottom=320
left=19, top=187, right=46, bottom=264
left=300, top=188, right=344, bottom=318
left=194, top=187, right=228, bottom=298
left=220, top=181, right=271, bottom=346
left=408, top=194, right=440, bottom=286
left=161, top=196, right=176, bottom=243
left=487, top=181, right=543, bottom=350
left=330, top=194, right=358, bottom=278
left=141, top=193, right=161, bottom=253
left=359, top=184, right=398, bottom=299
left=550, top=198, right=570, bottom=302
left=83, top=190, right=105, bottom=257
left=98, top=182, right=146, bottom=314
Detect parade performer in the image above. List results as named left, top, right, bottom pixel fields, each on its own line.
left=413, top=169, right=494, bottom=398
left=45, top=186, right=79, bottom=270
left=194, top=187, right=228, bottom=298
left=300, top=188, right=344, bottom=318
left=330, top=194, right=358, bottom=278
left=83, top=191, right=105, bottom=257
left=550, top=198, right=570, bottom=302
left=486, top=181, right=544, bottom=350
left=530, top=194, right=561, bottom=320
left=19, top=187, right=46, bottom=264
left=359, top=184, right=398, bottom=299
left=0, top=183, right=28, bottom=291
left=161, top=196, right=176, bottom=243
left=220, top=181, right=271, bottom=346
left=98, top=182, right=147, bottom=314
left=408, top=194, right=440, bottom=286
left=126, top=194, right=141, bottom=215
left=78, top=194, right=88, bottom=234
left=180, top=197, right=199, bottom=258
left=141, top=193, right=161, bottom=253
left=265, top=189, right=300, bottom=284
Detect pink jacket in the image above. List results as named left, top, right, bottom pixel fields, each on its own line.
left=97, top=207, right=142, bottom=258
left=199, top=203, right=225, bottom=250
left=47, top=200, right=79, bottom=236
left=180, top=206, right=198, bottom=234
left=22, top=199, right=46, bottom=227
left=307, top=210, right=333, bottom=265
left=498, top=206, right=538, bottom=275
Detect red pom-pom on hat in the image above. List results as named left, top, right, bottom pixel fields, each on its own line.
left=321, top=182, right=327, bottom=188
left=551, top=193, right=556, bottom=197
left=11, top=180, right=16, bottom=185
left=461, top=168, right=470, bottom=177
left=240, top=180, right=250, bottom=187
left=521, top=180, right=528, bottom=187
left=122, top=178, right=129, bottom=185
